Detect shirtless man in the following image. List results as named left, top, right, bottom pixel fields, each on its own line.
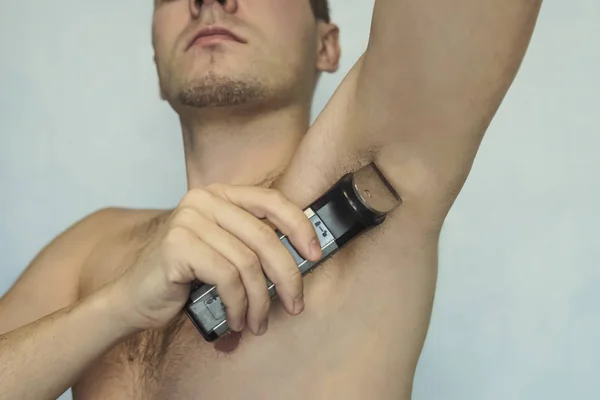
left=0, top=0, right=542, bottom=399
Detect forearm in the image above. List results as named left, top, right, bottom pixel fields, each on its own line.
left=0, top=285, right=138, bottom=400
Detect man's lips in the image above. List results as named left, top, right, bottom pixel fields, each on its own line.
left=187, top=26, right=246, bottom=49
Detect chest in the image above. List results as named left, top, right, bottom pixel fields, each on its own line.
left=75, top=212, right=438, bottom=400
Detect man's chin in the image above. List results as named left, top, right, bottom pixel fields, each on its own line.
left=176, top=74, right=269, bottom=108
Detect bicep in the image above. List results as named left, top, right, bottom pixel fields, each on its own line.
left=0, top=209, right=115, bottom=334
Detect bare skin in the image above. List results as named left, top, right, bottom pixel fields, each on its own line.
left=0, top=0, right=543, bottom=399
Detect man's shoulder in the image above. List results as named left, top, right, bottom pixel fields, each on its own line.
left=34, top=207, right=170, bottom=275
left=80, top=207, right=168, bottom=232
left=72, top=207, right=170, bottom=250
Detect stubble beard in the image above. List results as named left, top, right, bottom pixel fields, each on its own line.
left=176, top=71, right=272, bottom=108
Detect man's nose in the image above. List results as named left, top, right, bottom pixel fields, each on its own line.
left=190, top=0, right=237, bottom=18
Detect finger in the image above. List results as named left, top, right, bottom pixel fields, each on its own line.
left=197, top=195, right=304, bottom=315
left=169, top=225, right=248, bottom=332
left=210, top=185, right=322, bottom=262
left=172, top=207, right=270, bottom=335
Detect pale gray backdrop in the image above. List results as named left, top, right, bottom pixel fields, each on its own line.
left=1, top=0, right=598, bottom=399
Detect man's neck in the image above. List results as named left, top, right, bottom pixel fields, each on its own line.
left=180, top=104, right=310, bottom=189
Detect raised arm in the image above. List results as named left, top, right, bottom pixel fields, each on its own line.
left=276, top=1, right=542, bottom=226
left=358, top=0, right=543, bottom=212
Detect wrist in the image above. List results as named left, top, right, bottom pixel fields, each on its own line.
left=91, top=283, right=143, bottom=340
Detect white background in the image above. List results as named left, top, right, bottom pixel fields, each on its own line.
left=1, top=1, right=598, bottom=399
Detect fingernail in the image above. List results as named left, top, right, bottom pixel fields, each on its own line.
left=258, top=320, right=268, bottom=336
left=232, top=320, right=244, bottom=332
left=293, top=296, right=305, bottom=314
left=310, top=238, right=322, bottom=259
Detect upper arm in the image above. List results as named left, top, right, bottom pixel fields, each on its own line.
left=0, top=208, right=119, bottom=335
left=355, top=0, right=543, bottom=209
left=266, top=1, right=543, bottom=228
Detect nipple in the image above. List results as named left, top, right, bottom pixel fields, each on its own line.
left=213, top=330, right=242, bottom=354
